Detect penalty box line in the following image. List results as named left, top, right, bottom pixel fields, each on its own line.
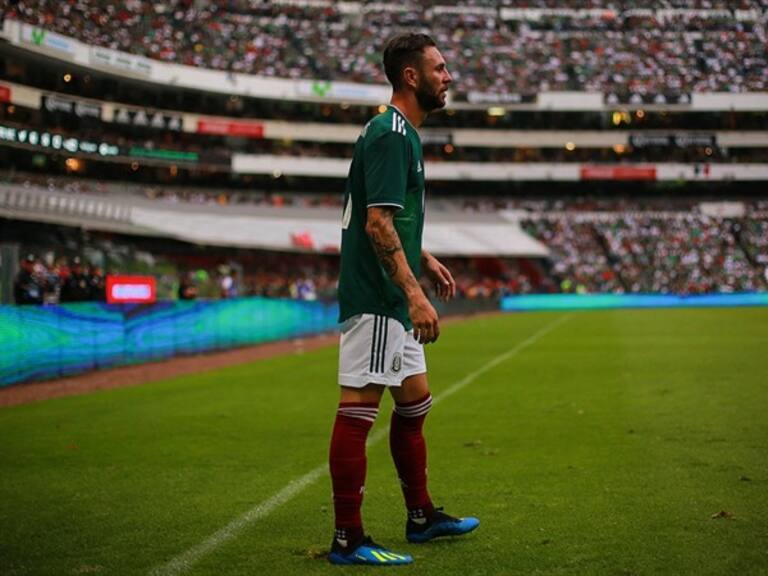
left=149, top=313, right=571, bottom=576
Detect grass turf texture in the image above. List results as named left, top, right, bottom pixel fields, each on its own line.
left=1, top=308, right=766, bottom=576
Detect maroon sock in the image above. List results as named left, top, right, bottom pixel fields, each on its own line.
left=390, top=393, right=435, bottom=519
left=329, top=402, right=379, bottom=548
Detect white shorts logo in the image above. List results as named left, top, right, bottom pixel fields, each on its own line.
left=391, top=353, right=402, bottom=373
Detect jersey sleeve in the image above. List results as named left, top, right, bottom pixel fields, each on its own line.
left=363, top=130, right=409, bottom=209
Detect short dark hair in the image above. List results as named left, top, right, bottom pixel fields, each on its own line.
left=382, top=33, right=436, bottom=90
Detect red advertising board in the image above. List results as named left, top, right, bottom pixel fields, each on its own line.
left=106, top=275, right=157, bottom=304
left=291, top=231, right=315, bottom=250
left=197, top=118, right=264, bottom=138
left=0, top=84, right=11, bottom=103
left=580, top=165, right=657, bottom=181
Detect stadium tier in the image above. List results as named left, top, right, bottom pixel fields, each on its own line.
left=2, top=1, right=768, bottom=188
left=3, top=173, right=767, bottom=303
left=5, top=2, right=768, bottom=97
left=1, top=79, right=767, bottom=184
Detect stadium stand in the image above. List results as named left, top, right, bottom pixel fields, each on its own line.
left=3, top=172, right=767, bottom=300
left=7, top=1, right=768, bottom=97
left=523, top=211, right=768, bottom=294
left=1, top=1, right=767, bottom=311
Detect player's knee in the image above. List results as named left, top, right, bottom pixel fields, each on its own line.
left=340, top=383, right=385, bottom=405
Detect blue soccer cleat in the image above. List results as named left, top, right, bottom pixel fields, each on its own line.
left=406, top=507, right=480, bottom=543
left=328, top=535, right=413, bottom=565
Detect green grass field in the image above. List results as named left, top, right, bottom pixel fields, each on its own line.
left=1, top=308, right=767, bottom=576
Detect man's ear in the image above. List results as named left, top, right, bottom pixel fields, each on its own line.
left=403, top=65, right=419, bottom=89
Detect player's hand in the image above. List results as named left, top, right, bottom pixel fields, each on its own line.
left=423, top=253, right=456, bottom=302
left=408, top=292, right=440, bottom=344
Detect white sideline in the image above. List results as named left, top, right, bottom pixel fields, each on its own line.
left=149, top=313, right=571, bottom=576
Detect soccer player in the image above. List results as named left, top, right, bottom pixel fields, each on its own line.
left=328, top=33, right=479, bottom=566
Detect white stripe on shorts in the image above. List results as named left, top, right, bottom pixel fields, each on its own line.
left=368, top=315, right=389, bottom=374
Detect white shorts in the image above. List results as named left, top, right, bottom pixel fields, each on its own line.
left=338, top=313, right=427, bottom=388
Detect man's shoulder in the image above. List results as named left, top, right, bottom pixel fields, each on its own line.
left=362, top=107, right=409, bottom=141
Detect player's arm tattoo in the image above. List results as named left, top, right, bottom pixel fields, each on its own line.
left=372, top=233, right=400, bottom=278
left=366, top=207, right=421, bottom=296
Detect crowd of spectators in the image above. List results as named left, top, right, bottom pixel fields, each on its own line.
left=597, top=216, right=763, bottom=293
left=171, top=253, right=532, bottom=302
left=427, top=256, right=545, bottom=297
left=11, top=247, right=543, bottom=305
left=523, top=213, right=768, bottom=293
left=736, top=217, right=768, bottom=268
left=238, top=252, right=338, bottom=300
left=8, top=1, right=768, bottom=97
left=523, top=217, right=625, bottom=293
left=247, top=257, right=542, bottom=300
left=13, top=253, right=105, bottom=304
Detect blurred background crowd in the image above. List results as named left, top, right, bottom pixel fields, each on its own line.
left=524, top=212, right=768, bottom=294
left=8, top=0, right=768, bottom=98
left=13, top=253, right=104, bottom=304
left=10, top=190, right=768, bottom=305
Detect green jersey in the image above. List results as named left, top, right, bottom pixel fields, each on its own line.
left=338, top=105, right=425, bottom=330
